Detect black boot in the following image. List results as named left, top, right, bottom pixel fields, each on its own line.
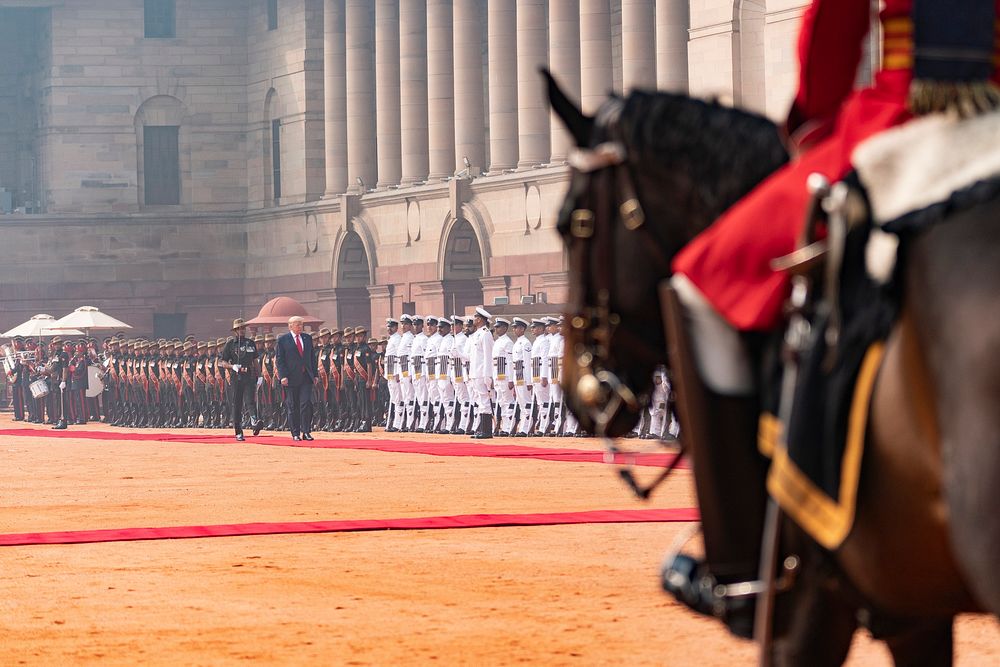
left=472, top=413, right=493, bottom=439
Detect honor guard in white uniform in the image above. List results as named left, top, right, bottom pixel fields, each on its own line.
left=384, top=319, right=401, bottom=432
left=510, top=318, right=533, bottom=437
left=450, top=316, right=470, bottom=434
left=421, top=317, right=442, bottom=431
left=409, top=316, right=428, bottom=431
left=546, top=317, right=565, bottom=436
left=529, top=319, right=551, bottom=436
left=435, top=317, right=456, bottom=433
left=394, top=314, right=415, bottom=431
left=459, top=316, right=476, bottom=433
left=491, top=318, right=515, bottom=435
left=467, top=307, right=494, bottom=439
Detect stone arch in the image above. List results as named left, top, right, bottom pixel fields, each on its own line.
left=330, top=216, right=378, bottom=331
left=438, top=212, right=487, bottom=316
left=134, top=95, right=189, bottom=207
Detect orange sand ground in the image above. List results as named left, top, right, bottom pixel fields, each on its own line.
left=1, top=415, right=996, bottom=665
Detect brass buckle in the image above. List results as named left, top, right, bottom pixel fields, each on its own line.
left=570, top=209, right=595, bottom=238
left=620, top=198, right=645, bottom=230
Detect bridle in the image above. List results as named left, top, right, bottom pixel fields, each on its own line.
left=563, top=98, right=672, bottom=437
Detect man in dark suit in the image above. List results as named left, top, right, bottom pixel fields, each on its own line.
left=275, top=315, right=319, bottom=441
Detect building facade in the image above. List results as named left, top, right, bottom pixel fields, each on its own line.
left=0, top=0, right=879, bottom=338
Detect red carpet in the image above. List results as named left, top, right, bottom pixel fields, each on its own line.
left=0, top=508, right=699, bottom=547
left=0, top=427, right=687, bottom=469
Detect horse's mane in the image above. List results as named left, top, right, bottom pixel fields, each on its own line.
left=617, top=91, right=790, bottom=226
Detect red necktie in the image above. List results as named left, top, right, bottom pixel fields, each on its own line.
left=295, top=335, right=303, bottom=356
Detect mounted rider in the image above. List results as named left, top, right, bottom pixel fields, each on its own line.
left=664, top=0, right=1000, bottom=637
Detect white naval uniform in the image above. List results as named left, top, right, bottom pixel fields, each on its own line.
left=421, top=331, right=442, bottom=430
left=548, top=332, right=564, bottom=434
left=511, top=333, right=534, bottom=435
left=410, top=332, right=428, bottom=426
left=467, top=325, right=494, bottom=415
left=530, top=332, right=551, bottom=434
left=394, top=329, right=415, bottom=430
left=437, top=332, right=456, bottom=429
left=491, top=332, right=515, bottom=433
left=452, top=330, right=470, bottom=430
left=385, top=331, right=402, bottom=425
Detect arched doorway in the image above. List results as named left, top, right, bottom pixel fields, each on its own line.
left=335, top=230, right=372, bottom=331
left=442, top=219, right=484, bottom=316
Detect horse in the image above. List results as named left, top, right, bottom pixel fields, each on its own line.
left=546, top=73, right=1000, bottom=665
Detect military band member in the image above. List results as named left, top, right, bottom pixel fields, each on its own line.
left=510, top=318, right=533, bottom=437
left=7, top=337, right=26, bottom=422
left=68, top=341, right=88, bottom=424
left=384, top=319, right=401, bottom=432
left=220, top=318, right=262, bottom=441
left=48, top=338, right=70, bottom=430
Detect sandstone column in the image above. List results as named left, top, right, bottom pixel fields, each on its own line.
left=346, top=0, right=377, bottom=191
left=621, top=0, right=655, bottom=91
left=487, top=0, right=518, bottom=173
left=400, top=0, right=429, bottom=185
left=656, top=0, right=688, bottom=92
left=516, top=0, right=549, bottom=168
left=580, top=0, right=612, bottom=114
left=375, top=0, right=402, bottom=187
left=548, top=0, right=580, bottom=162
left=427, top=0, right=455, bottom=180
left=323, top=0, right=348, bottom=196
left=453, top=0, right=486, bottom=176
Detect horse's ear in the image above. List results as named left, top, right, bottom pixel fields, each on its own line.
left=542, top=68, right=593, bottom=147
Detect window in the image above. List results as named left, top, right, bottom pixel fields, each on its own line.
left=271, top=119, right=282, bottom=201
left=144, top=0, right=175, bottom=38
left=144, top=126, right=180, bottom=205
left=267, top=0, right=278, bottom=30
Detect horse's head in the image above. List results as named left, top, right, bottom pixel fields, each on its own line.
left=546, top=70, right=788, bottom=437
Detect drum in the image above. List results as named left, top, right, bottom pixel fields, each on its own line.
left=30, top=379, right=49, bottom=399
left=86, top=365, right=104, bottom=398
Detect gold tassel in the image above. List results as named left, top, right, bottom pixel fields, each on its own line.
left=908, top=80, right=1000, bottom=117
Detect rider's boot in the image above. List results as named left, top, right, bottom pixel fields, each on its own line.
left=659, top=277, right=770, bottom=640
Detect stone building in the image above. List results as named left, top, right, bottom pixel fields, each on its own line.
left=0, top=0, right=879, bottom=338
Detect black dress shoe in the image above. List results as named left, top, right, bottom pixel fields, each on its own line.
left=292, top=435, right=301, bottom=441
left=236, top=434, right=245, bottom=442
left=252, top=420, right=263, bottom=436
left=302, top=433, right=314, bottom=441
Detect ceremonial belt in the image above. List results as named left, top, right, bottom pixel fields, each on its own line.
left=354, top=357, right=369, bottom=382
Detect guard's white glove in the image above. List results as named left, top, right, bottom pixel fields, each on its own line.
left=232, top=364, right=242, bottom=373
left=256, top=377, right=264, bottom=388
left=59, top=381, right=66, bottom=390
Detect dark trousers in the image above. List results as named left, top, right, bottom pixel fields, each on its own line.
left=231, top=375, right=259, bottom=435
left=282, top=381, right=313, bottom=436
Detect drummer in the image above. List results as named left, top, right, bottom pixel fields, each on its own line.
left=49, top=337, right=70, bottom=430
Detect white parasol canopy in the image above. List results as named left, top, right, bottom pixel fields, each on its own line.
left=2, top=314, right=84, bottom=338
left=50, top=306, right=132, bottom=333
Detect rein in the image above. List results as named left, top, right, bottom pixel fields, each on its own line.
left=564, top=99, right=671, bottom=435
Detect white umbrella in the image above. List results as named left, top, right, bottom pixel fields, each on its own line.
left=51, top=306, right=132, bottom=334
left=2, top=314, right=84, bottom=338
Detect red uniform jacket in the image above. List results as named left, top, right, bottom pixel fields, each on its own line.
left=672, top=0, right=1000, bottom=331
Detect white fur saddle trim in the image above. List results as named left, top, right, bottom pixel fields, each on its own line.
left=852, top=110, right=1000, bottom=226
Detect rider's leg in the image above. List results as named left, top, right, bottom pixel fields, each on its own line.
left=662, top=275, right=771, bottom=637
